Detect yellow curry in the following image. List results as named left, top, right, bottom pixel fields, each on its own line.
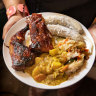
left=25, top=36, right=89, bottom=86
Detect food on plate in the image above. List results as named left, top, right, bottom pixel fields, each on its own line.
left=9, top=25, right=36, bottom=71
left=25, top=36, right=89, bottom=85
left=9, top=13, right=53, bottom=71
left=26, top=13, right=53, bottom=52
left=42, top=13, right=84, bottom=34
left=9, top=13, right=91, bottom=85
left=47, top=24, right=84, bottom=42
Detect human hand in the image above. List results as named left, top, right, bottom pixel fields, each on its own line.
left=87, top=24, right=96, bottom=80
left=88, top=24, right=96, bottom=51
left=2, top=14, right=23, bottom=39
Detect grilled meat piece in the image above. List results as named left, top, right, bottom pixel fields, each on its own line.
left=9, top=26, right=35, bottom=71
left=9, top=41, right=35, bottom=71
left=9, top=13, right=53, bottom=71
left=11, top=25, right=29, bottom=43
left=26, top=13, right=53, bottom=52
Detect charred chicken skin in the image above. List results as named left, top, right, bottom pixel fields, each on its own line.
left=9, top=26, right=35, bottom=71
left=9, top=13, right=53, bottom=71
left=27, top=13, right=53, bottom=52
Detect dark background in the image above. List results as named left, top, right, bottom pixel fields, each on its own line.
left=0, top=0, right=96, bottom=96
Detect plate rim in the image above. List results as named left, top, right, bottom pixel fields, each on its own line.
left=3, top=12, right=96, bottom=89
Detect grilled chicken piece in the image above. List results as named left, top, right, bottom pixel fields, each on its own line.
left=9, top=26, right=35, bottom=71
left=26, top=13, right=53, bottom=52
left=9, top=41, right=35, bottom=71
left=10, top=25, right=29, bottom=43
left=9, top=13, right=53, bottom=71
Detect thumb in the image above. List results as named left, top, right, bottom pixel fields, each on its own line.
left=3, top=20, right=16, bottom=40
left=2, top=15, right=23, bottom=40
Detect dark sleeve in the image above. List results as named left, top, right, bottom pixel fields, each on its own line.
left=25, top=0, right=37, bottom=14
left=62, top=0, right=96, bottom=28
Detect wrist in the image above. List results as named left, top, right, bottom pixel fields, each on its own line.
left=11, top=11, right=22, bottom=18
left=6, top=4, right=29, bottom=19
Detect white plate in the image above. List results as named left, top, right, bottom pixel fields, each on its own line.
left=3, top=12, right=95, bottom=89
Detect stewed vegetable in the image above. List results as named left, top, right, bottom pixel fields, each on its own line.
left=25, top=36, right=89, bottom=86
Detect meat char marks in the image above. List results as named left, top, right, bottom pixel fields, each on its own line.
left=9, top=13, right=53, bottom=71
left=27, top=13, right=53, bottom=52
left=9, top=26, right=35, bottom=71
